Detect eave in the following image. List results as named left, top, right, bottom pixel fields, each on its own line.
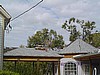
left=73, top=52, right=100, bottom=61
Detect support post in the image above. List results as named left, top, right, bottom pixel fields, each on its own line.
left=90, top=59, right=92, bottom=75
left=37, top=58, right=39, bottom=75
left=33, top=62, right=34, bottom=72
left=58, top=59, right=60, bottom=75
left=14, top=61, right=16, bottom=72
left=52, top=62, right=55, bottom=75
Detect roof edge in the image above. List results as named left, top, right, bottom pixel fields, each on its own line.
left=0, top=5, right=11, bottom=19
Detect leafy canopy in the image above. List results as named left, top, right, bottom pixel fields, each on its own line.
left=27, top=28, right=64, bottom=49
left=62, top=17, right=96, bottom=43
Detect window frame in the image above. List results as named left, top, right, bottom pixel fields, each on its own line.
left=64, top=61, right=78, bottom=75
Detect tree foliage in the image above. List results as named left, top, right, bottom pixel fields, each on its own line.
left=4, top=61, right=53, bottom=75
left=62, top=17, right=96, bottom=44
left=27, top=28, right=64, bottom=49
left=90, top=33, right=100, bottom=48
left=0, top=70, right=19, bottom=75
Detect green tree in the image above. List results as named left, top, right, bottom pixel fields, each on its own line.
left=77, top=20, right=96, bottom=43
left=19, top=45, right=25, bottom=48
left=51, top=35, right=64, bottom=49
left=62, top=17, right=96, bottom=44
left=62, top=17, right=80, bottom=42
left=89, top=32, right=100, bottom=48
left=27, top=28, right=64, bottom=49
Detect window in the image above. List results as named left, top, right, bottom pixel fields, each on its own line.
left=82, top=64, right=90, bottom=75
left=64, top=62, right=77, bottom=75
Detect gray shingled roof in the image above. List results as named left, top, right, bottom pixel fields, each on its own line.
left=59, top=39, right=98, bottom=54
left=4, top=48, right=63, bottom=58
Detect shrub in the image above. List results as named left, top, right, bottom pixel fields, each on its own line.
left=0, top=70, right=19, bottom=75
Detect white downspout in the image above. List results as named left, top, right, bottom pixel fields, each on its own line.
left=93, top=68, right=97, bottom=75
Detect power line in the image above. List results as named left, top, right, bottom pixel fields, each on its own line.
left=11, top=0, right=43, bottom=21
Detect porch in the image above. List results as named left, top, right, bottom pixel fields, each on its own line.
left=3, top=48, right=63, bottom=75
left=74, top=52, right=100, bottom=75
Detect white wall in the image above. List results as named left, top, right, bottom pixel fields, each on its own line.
left=60, top=58, right=83, bottom=75
left=0, top=16, right=3, bottom=70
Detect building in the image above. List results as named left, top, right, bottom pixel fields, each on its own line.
left=74, top=52, right=100, bottom=75
left=0, top=5, right=11, bottom=69
left=3, top=39, right=99, bottom=75
left=4, top=48, right=63, bottom=75
left=59, top=39, right=98, bottom=75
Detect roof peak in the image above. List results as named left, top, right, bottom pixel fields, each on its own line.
left=59, top=39, right=98, bottom=54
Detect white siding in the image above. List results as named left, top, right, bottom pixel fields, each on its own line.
left=0, top=16, right=3, bottom=69
left=0, top=6, right=11, bottom=70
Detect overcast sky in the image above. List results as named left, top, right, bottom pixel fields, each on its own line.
left=1, top=0, right=100, bottom=47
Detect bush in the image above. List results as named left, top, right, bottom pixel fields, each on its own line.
left=0, top=70, right=19, bottom=75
